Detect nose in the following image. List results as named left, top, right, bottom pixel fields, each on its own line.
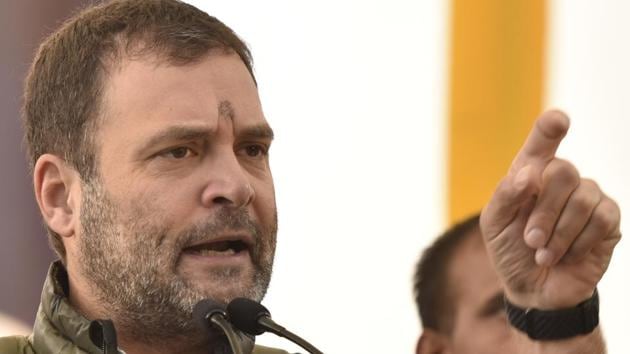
left=200, top=150, right=254, bottom=209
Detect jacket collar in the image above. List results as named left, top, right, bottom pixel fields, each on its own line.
left=32, top=261, right=105, bottom=353
left=30, top=262, right=257, bottom=354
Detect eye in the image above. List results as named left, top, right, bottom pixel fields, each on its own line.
left=161, top=146, right=195, bottom=159
left=242, top=144, right=268, bottom=158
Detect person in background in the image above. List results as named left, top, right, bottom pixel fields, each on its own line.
left=414, top=213, right=520, bottom=353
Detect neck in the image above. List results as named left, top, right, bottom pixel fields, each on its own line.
left=117, top=336, right=210, bottom=354
left=117, top=330, right=255, bottom=354
left=66, top=258, right=109, bottom=321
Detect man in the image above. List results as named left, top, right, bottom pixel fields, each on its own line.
left=0, top=0, right=283, bottom=353
left=0, top=0, right=621, bottom=353
left=414, top=213, right=521, bottom=353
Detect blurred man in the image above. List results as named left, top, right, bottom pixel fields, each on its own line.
left=414, top=213, right=520, bottom=353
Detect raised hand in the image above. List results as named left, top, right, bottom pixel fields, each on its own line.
left=480, top=110, right=621, bottom=309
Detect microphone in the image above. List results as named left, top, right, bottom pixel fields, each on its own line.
left=226, top=298, right=324, bottom=354
left=193, top=299, right=245, bottom=354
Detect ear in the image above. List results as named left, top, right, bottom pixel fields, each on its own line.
left=416, top=329, right=450, bottom=354
left=33, top=154, right=82, bottom=238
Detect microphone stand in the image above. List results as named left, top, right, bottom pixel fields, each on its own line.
left=207, top=314, right=245, bottom=354
left=257, top=316, right=323, bottom=354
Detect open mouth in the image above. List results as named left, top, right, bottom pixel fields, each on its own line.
left=183, top=240, right=249, bottom=257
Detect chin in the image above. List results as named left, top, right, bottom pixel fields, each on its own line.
left=195, top=279, right=258, bottom=304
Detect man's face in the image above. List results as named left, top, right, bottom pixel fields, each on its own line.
left=445, top=231, right=518, bottom=354
left=76, top=52, right=277, bottom=338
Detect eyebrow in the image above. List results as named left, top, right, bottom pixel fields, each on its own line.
left=137, top=123, right=274, bottom=156
left=137, top=125, right=212, bottom=155
left=238, top=124, right=275, bottom=141
left=477, top=291, right=505, bottom=317
left=218, top=99, right=274, bottom=140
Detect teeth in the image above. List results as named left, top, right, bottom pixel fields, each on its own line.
left=196, top=248, right=236, bottom=256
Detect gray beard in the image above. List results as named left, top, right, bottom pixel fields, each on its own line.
left=77, top=179, right=276, bottom=344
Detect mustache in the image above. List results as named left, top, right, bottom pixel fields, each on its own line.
left=173, top=207, right=260, bottom=250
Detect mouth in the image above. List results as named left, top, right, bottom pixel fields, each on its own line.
left=180, top=233, right=254, bottom=262
left=182, top=239, right=250, bottom=257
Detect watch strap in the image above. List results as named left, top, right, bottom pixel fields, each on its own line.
left=504, top=288, right=599, bottom=340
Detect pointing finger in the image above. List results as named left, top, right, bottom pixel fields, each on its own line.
left=510, top=110, right=570, bottom=175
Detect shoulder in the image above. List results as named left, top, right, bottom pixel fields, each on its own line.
left=0, top=335, right=35, bottom=353
left=253, top=344, right=291, bottom=354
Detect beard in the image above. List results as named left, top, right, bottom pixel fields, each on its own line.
left=77, top=178, right=277, bottom=343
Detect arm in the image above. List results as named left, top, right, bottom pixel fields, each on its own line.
left=514, top=327, right=605, bottom=354
left=481, top=110, right=621, bottom=354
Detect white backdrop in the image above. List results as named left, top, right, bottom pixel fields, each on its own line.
left=187, top=1, right=629, bottom=353
left=547, top=1, right=630, bottom=353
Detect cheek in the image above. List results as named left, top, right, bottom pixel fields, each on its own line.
left=451, top=313, right=514, bottom=354
left=107, top=184, right=188, bottom=238
left=133, top=179, right=201, bottom=213
left=252, top=178, right=276, bottom=217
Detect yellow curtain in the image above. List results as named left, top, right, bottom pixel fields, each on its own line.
left=448, top=0, right=546, bottom=223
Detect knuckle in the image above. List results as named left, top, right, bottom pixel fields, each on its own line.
left=580, top=178, right=600, bottom=192
left=593, top=199, right=620, bottom=233
left=570, top=186, right=600, bottom=215
left=494, top=176, right=518, bottom=201
left=544, top=159, right=580, bottom=186
left=570, top=194, right=593, bottom=215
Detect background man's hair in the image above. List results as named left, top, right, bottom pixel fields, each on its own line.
left=413, top=213, right=481, bottom=334
left=23, top=0, right=255, bottom=262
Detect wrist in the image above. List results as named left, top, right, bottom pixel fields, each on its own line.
left=504, top=288, right=595, bottom=310
left=504, top=288, right=599, bottom=340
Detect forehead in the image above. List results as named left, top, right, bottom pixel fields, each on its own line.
left=98, top=52, right=264, bottom=138
left=448, top=230, right=501, bottom=308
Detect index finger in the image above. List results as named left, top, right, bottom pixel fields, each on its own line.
left=510, top=110, right=570, bottom=174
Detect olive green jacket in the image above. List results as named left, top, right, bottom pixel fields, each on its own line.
left=0, top=262, right=288, bottom=354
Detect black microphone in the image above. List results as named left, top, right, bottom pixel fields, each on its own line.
left=227, top=298, right=324, bottom=354
left=193, top=299, right=245, bottom=354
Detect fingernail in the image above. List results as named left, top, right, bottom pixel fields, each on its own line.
left=525, top=228, right=546, bottom=248
left=535, top=248, right=554, bottom=266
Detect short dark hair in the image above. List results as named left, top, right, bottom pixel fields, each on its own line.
left=413, top=213, right=481, bottom=334
left=23, top=0, right=255, bottom=261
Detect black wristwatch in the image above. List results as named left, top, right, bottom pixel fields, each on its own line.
left=504, top=289, right=599, bottom=340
